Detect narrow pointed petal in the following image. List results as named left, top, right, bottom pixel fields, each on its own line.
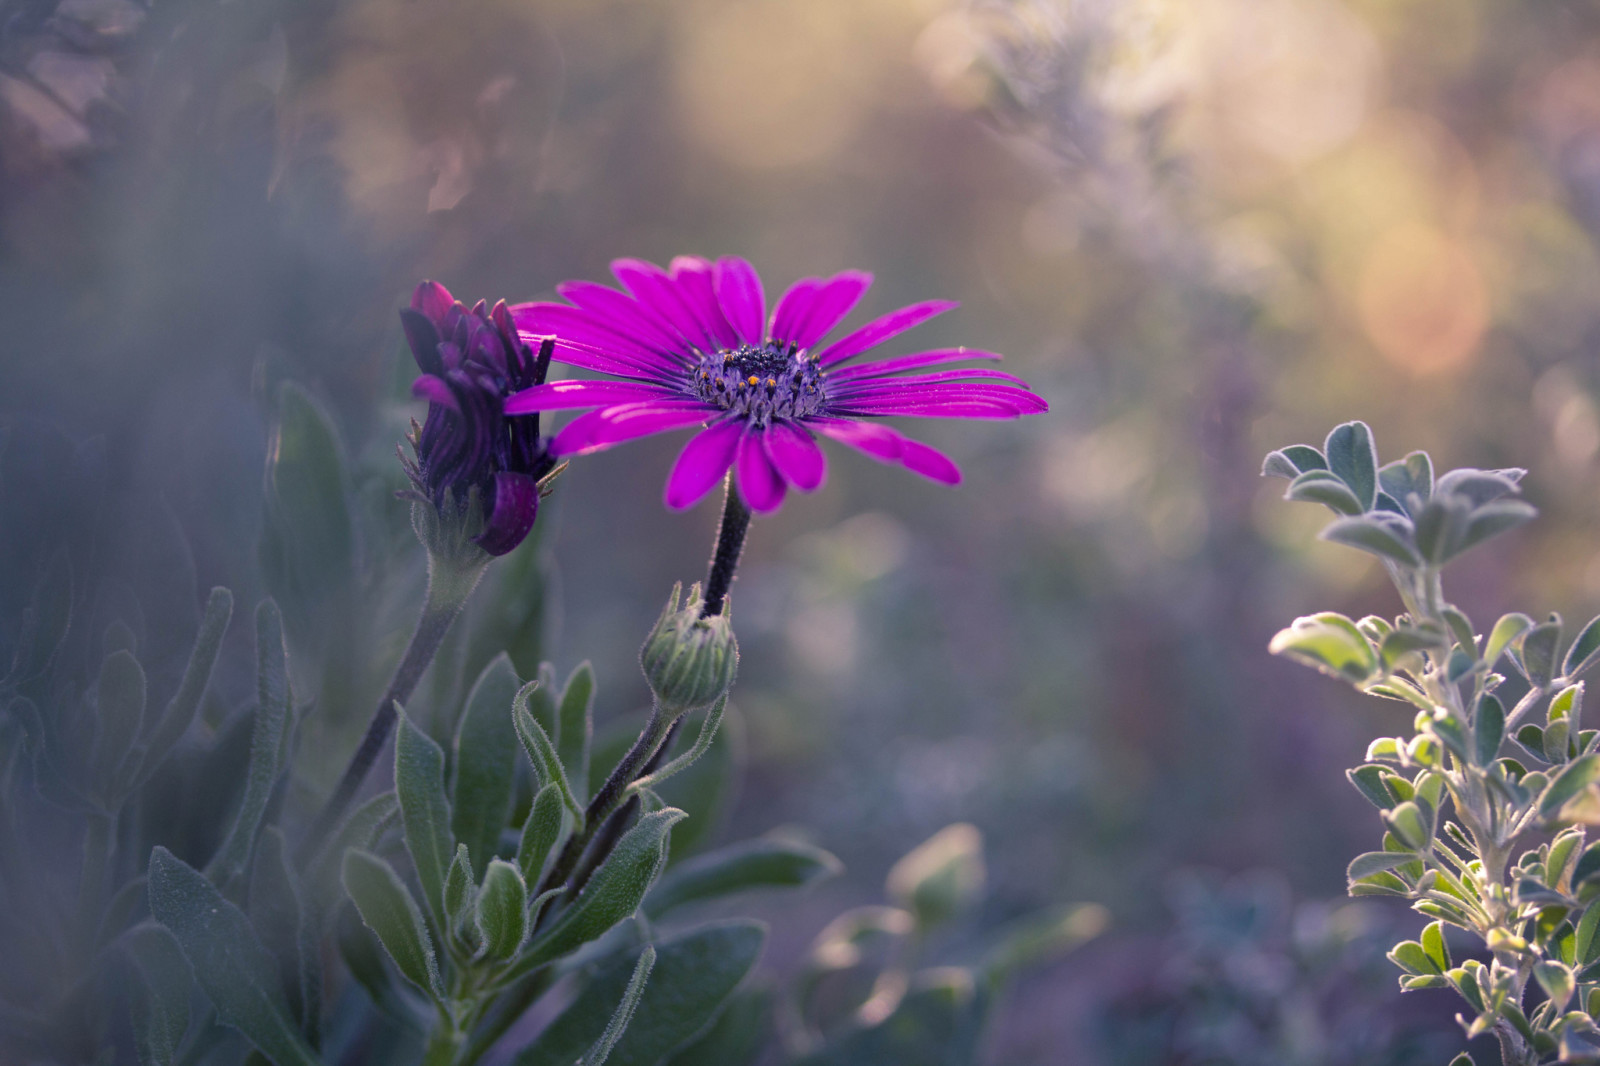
left=401, top=309, right=447, bottom=375
left=736, top=427, right=787, bottom=513
left=790, top=270, right=872, bottom=349
left=664, top=419, right=744, bottom=511
left=809, top=418, right=904, bottom=463
left=899, top=439, right=962, bottom=485
left=826, top=349, right=1003, bottom=382
left=669, top=257, right=742, bottom=349
left=411, top=280, right=455, bottom=322
left=814, top=300, right=957, bottom=367
left=769, top=277, right=822, bottom=345
left=511, top=303, right=690, bottom=375
left=764, top=421, right=827, bottom=492
left=474, top=472, right=541, bottom=556
left=556, top=280, right=690, bottom=354
left=714, top=256, right=766, bottom=346
left=550, top=401, right=713, bottom=456
left=835, top=382, right=1047, bottom=410
left=411, top=374, right=460, bottom=411
left=504, top=380, right=680, bottom=414
left=810, top=419, right=961, bottom=485
left=612, top=258, right=721, bottom=354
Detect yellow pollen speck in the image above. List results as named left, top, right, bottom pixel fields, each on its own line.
left=766, top=377, right=776, bottom=386
left=747, top=375, right=759, bottom=385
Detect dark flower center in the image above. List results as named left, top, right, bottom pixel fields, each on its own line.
left=693, top=343, right=826, bottom=426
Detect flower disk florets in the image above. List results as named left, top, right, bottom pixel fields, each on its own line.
left=640, top=582, right=738, bottom=718
left=692, top=343, right=827, bottom=428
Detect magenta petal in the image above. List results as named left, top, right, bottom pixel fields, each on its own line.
left=814, top=300, right=957, bottom=367
left=550, top=401, right=713, bottom=456
left=504, top=380, right=679, bottom=414
left=474, top=472, right=540, bottom=556
left=512, top=303, right=688, bottom=375
left=411, top=280, right=455, bottom=321
left=735, top=428, right=787, bottom=513
left=899, top=438, right=962, bottom=485
left=557, top=280, right=690, bottom=354
left=764, top=421, right=826, bottom=492
left=835, top=367, right=1026, bottom=389
left=809, top=418, right=904, bottom=463
left=612, top=258, right=721, bottom=354
left=832, top=400, right=1030, bottom=419
left=791, top=270, right=872, bottom=349
left=670, top=257, right=742, bottom=349
left=411, top=374, right=460, bottom=411
left=769, top=277, right=821, bottom=345
left=827, top=348, right=1003, bottom=382
left=664, top=419, right=744, bottom=510
left=714, top=256, right=766, bottom=346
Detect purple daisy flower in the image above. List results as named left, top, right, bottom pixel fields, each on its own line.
left=400, top=280, right=558, bottom=556
left=502, top=256, right=1047, bottom=514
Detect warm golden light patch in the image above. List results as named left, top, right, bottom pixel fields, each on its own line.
left=1355, top=223, right=1487, bottom=376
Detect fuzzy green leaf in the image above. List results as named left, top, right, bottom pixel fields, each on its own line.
left=646, top=837, right=842, bottom=918
left=342, top=848, right=444, bottom=1001
left=452, top=654, right=522, bottom=871
left=395, top=706, right=454, bottom=930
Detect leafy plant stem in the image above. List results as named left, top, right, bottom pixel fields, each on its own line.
left=298, top=552, right=489, bottom=864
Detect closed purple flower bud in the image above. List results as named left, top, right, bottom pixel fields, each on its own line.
left=399, top=281, right=558, bottom=557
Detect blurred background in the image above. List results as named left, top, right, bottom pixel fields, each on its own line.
left=8, top=0, right=1600, bottom=1060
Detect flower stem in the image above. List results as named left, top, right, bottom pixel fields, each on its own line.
left=536, top=706, right=675, bottom=899
left=297, top=552, right=488, bottom=864
left=701, top=479, right=751, bottom=618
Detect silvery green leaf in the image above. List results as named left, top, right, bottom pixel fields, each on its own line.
left=1261, top=450, right=1300, bottom=479
left=1262, top=444, right=1327, bottom=479
left=1516, top=617, right=1563, bottom=687
left=1383, top=801, right=1431, bottom=850
left=1535, top=959, right=1576, bottom=1010
left=1577, top=900, right=1600, bottom=963
left=1347, top=765, right=1399, bottom=809
left=451, top=653, right=521, bottom=871
left=1284, top=470, right=1363, bottom=516
left=206, top=600, right=291, bottom=888
left=788, top=968, right=989, bottom=1066
left=1319, top=515, right=1419, bottom=567
left=334, top=903, right=422, bottom=1026
left=1568, top=616, right=1600, bottom=679
left=1452, top=500, right=1536, bottom=559
left=513, top=921, right=764, bottom=1066
left=138, top=587, right=233, bottom=784
left=645, top=837, right=842, bottom=918
left=93, top=648, right=146, bottom=798
left=475, top=859, right=529, bottom=961
left=443, top=843, right=474, bottom=933
left=247, top=827, right=305, bottom=1025
left=1269, top=613, right=1377, bottom=683
left=306, top=791, right=399, bottom=910
left=513, top=682, right=583, bottom=824
left=1379, top=626, right=1444, bottom=671
left=518, top=782, right=567, bottom=887
left=558, top=662, right=596, bottom=802
left=395, top=706, right=454, bottom=931
left=979, top=903, right=1109, bottom=981
left=886, top=824, right=985, bottom=931
left=1379, top=451, right=1433, bottom=513
left=659, top=984, right=771, bottom=1066
left=1421, top=920, right=1450, bottom=970
left=1347, top=851, right=1417, bottom=881
left=342, top=849, right=445, bottom=1002
left=1435, top=468, right=1523, bottom=507
left=1541, top=754, right=1600, bottom=820
left=1442, top=607, right=1475, bottom=657
left=147, top=848, right=320, bottom=1066
left=1413, top=496, right=1468, bottom=565
left=260, top=382, right=355, bottom=623
left=578, top=944, right=655, bottom=1066
left=1324, top=421, right=1378, bottom=511
left=512, top=808, right=687, bottom=976
left=1484, top=613, right=1533, bottom=671
left=1387, top=939, right=1440, bottom=975
left=123, top=924, right=192, bottom=1066
left=1475, top=695, right=1504, bottom=767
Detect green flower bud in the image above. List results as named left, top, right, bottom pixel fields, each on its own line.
left=640, top=583, right=738, bottom=717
